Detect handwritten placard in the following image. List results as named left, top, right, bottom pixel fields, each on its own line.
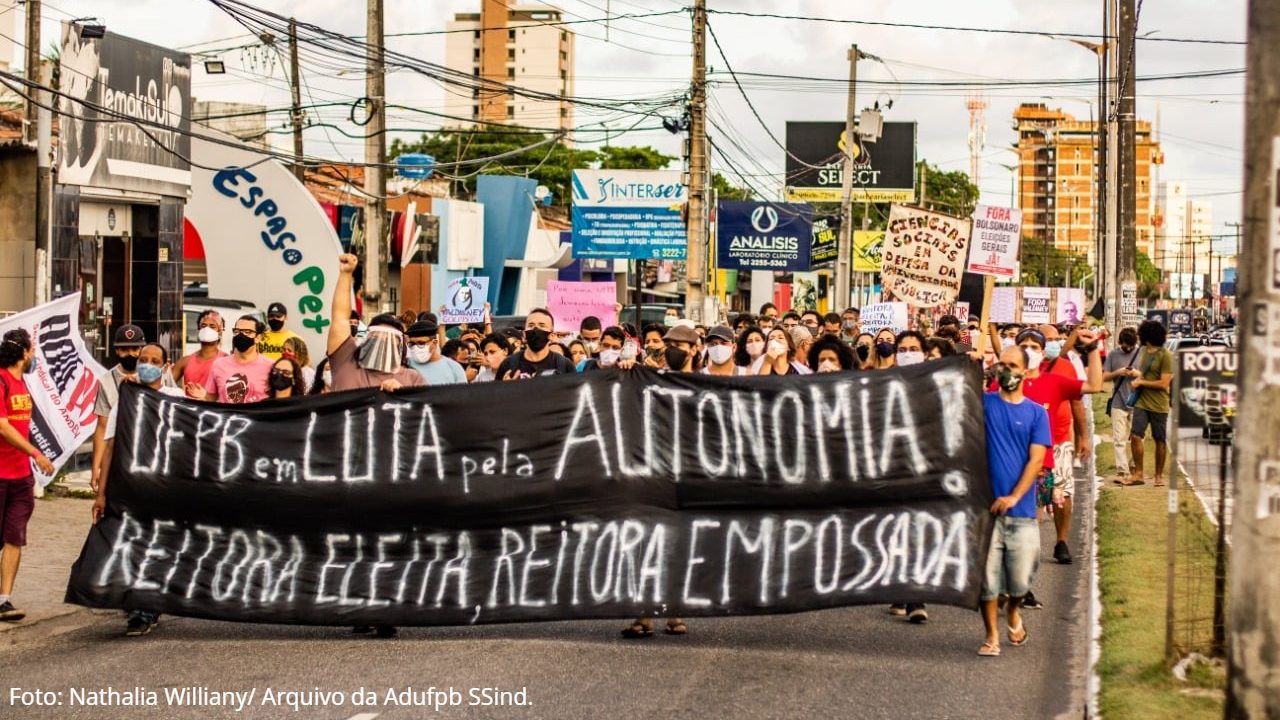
left=440, top=277, right=489, bottom=325
left=967, top=205, right=1022, bottom=278
left=546, top=280, right=618, bottom=333
left=860, top=302, right=909, bottom=334
left=881, top=204, right=972, bottom=308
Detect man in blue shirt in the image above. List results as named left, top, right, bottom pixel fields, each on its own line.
left=405, top=321, right=468, bottom=386
left=979, top=345, right=1052, bottom=657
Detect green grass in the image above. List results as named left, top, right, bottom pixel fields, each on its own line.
left=1093, top=398, right=1226, bottom=719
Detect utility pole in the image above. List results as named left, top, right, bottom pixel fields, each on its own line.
left=684, top=0, right=707, bottom=323
left=288, top=18, right=305, bottom=183
left=833, top=45, right=859, bottom=312
left=363, top=0, right=388, bottom=313
left=1227, top=1, right=1280, bottom=714
left=1115, top=0, right=1138, bottom=324
left=23, top=0, right=39, bottom=144
left=27, top=0, right=50, bottom=305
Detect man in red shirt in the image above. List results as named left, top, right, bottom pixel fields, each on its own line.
left=0, top=329, right=55, bottom=622
left=1015, top=326, right=1101, bottom=577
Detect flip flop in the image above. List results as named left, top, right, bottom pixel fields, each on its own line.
left=621, top=621, right=653, bottom=639
left=1121, top=479, right=1146, bottom=487
left=664, top=620, right=688, bottom=635
left=1008, top=624, right=1029, bottom=647
left=978, top=642, right=1001, bottom=657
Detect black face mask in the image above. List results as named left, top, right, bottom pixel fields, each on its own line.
left=855, top=344, right=871, bottom=362
left=267, top=318, right=285, bottom=332
left=232, top=334, right=256, bottom=353
left=876, top=341, right=896, bottom=358
left=664, top=346, right=689, bottom=371
left=118, top=355, right=139, bottom=372
left=268, top=372, right=293, bottom=392
left=524, top=328, right=550, bottom=352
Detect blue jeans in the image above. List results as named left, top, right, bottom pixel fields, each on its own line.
left=982, top=516, right=1040, bottom=601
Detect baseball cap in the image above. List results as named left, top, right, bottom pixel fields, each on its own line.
left=113, top=324, right=145, bottom=348
left=663, top=325, right=699, bottom=344
left=706, top=325, right=734, bottom=343
left=406, top=320, right=438, bottom=338
left=267, top=302, right=287, bottom=317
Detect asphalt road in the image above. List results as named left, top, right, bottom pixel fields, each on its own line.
left=0, top=477, right=1092, bottom=720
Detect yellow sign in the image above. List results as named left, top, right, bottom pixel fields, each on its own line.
left=784, top=188, right=916, bottom=203
left=854, top=230, right=885, bottom=272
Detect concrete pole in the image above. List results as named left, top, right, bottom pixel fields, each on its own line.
left=363, top=0, right=387, bottom=312
left=684, top=0, right=707, bottom=323
left=288, top=18, right=305, bottom=183
left=1115, top=0, right=1138, bottom=323
left=1226, top=1, right=1280, bottom=715
left=23, top=0, right=39, bottom=144
left=833, top=45, right=858, bottom=312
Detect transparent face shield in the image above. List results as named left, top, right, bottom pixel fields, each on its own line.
left=357, top=325, right=405, bottom=373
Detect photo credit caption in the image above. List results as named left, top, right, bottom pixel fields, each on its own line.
left=7, top=686, right=531, bottom=712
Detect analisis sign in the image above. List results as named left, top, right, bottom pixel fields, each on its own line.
left=784, top=122, right=916, bottom=203
left=717, top=201, right=813, bottom=271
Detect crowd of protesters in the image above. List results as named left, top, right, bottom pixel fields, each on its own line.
left=0, top=253, right=1174, bottom=656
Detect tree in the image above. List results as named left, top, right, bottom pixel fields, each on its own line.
left=389, top=129, right=672, bottom=205
left=1136, top=250, right=1163, bottom=300
left=1018, top=236, right=1090, bottom=287
left=712, top=172, right=753, bottom=201
left=918, top=162, right=979, bottom=219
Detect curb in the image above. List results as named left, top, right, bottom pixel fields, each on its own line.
left=0, top=606, right=107, bottom=650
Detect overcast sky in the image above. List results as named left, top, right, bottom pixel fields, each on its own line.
left=20, top=0, right=1248, bottom=231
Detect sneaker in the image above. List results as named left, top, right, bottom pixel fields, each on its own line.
left=125, top=617, right=154, bottom=637
left=887, top=604, right=907, bottom=616
left=1021, top=591, right=1044, bottom=610
left=374, top=625, right=398, bottom=639
left=907, top=604, right=929, bottom=624
left=1054, top=541, right=1073, bottom=565
left=0, top=601, right=25, bottom=622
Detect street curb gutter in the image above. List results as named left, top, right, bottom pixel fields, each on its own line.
left=0, top=606, right=106, bottom=651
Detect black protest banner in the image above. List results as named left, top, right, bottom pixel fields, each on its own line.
left=67, top=359, right=993, bottom=626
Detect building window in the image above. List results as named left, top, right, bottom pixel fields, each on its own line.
left=508, top=29, right=516, bottom=41
left=561, top=31, right=568, bottom=42
left=507, top=105, right=515, bottom=118
left=472, top=104, right=479, bottom=116
left=561, top=108, right=568, bottom=118
left=472, top=88, right=479, bottom=98
left=507, top=67, right=515, bottom=78
left=508, top=48, right=515, bottom=59
left=474, top=48, right=480, bottom=60
left=474, top=30, right=480, bottom=39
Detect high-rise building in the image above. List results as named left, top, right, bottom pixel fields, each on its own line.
left=1012, top=102, right=1162, bottom=263
left=443, top=1, right=574, bottom=133
left=1154, top=181, right=1214, bottom=284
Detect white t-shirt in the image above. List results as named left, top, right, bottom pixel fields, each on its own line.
left=701, top=365, right=749, bottom=376
left=749, top=356, right=813, bottom=376
left=104, top=385, right=186, bottom=440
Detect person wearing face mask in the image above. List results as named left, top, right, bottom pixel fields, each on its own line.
left=473, top=334, right=511, bottom=382
left=756, top=327, right=812, bottom=376
left=257, top=302, right=301, bottom=361
left=840, top=307, right=861, bottom=344
left=578, top=326, right=627, bottom=372
left=499, top=308, right=575, bottom=379
left=868, top=328, right=899, bottom=370
left=733, top=327, right=767, bottom=370
left=0, top=329, right=55, bottom=624
left=568, top=340, right=589, bottom=371
left=91, top=324, right=146, bottom=494
left=309, top=358, right=333, bottom=394
left=700, top=325, right=744, bottom=376
left=895, top=330, right=927, bottom=368
left=852, top=332, right=875, bottom=368
left=267, top=358, right=308, bottom=399
left=94, top=342, right=183, bottom=636
left=641, top=323, right=668, bottom=368
left=325, top=256, right=426, bottom=404
left=173, top=310, right=227, bottom=398
left=976, top=345, right=1052, bottom=657
left=1102, top=328, right=1141, bottom=481
left=404, top=321, right=467, bottom=386
left=578, top=315, right=603, bottom=356
left=194, top=315, right=276, bottom=404
left=281, top=336, right=315, bottom=390
left=663, top=307, right=681, bottom=328
left=808, top=334, right=856, bottom=373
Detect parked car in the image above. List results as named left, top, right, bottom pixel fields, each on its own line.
left=183, top=298, right=265, bottom=356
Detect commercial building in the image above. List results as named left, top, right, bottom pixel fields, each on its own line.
left=1012, top=102, right=1162, bottom=263
left=192, top=100, right=268, bottom=148
left=443, top=1, right=574, bottom=133
left=1153, top=181, right=1213, bottom=279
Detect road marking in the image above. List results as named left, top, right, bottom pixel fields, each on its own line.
left=345, top=714, right=380, bottom=720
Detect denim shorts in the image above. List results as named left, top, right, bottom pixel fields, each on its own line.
left=981, top=516, right=1041, bottom=601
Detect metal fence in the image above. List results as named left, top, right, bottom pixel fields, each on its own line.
left=1165, top=346, right=1236, bottom=661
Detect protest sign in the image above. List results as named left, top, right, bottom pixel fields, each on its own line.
left=1020, top=287, right=1052, bottom=325
left=860, top=302, right=909, bottom=334
left=0, top=293, right=105, bottom=486
left=881, top=205, right=972, bottom=307
left=68, top=360, right=993, bottom=626
left=791, top=272, right=819, bottom=312
left=440, top=277, right=489, bottom=325
left=989, top=287, right=1018, bottom=324
left=1055, top=288, right=1085, bottom=325
left=853, top=230, right=884, bottom=272
left=546, top=280, right=618, bottom=333
left=987, top=287, right=1087, bottom=325
left=967, top=205, right=1022, bottom=278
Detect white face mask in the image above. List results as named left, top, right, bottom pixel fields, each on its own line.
left=197, top=327, right=219, bottom=345
left=745, top=340, right=765, bottom=358
left=598, top=349, right=621, bottom=367
left=706, top=344, right=733, bottom=365
left=321, top=369, right=332, bottom=387
left=1024, top=348, right=1044, bottom=368
left=408, top=345, right=433, bottom=365
left=896, top=350, right=925, bottom=367
left=1000, top=337, right=1016, bottom=350
left=818, top=359, right=840, bottom=373
left=767, top=339, right=788, bottom=356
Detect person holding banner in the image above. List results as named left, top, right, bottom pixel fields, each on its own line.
left=473, top=334, right=511, bottom=382
left=499, top=309, right=575, bottom=379
left=701, top=326, right=746, bottom=376
left=0, top=329, right=54, bottom=623
left=91, top=324, right=146, bottom=492
left=405, top=321, right=467, bottom=386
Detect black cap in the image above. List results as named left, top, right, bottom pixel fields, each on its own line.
left=267, top=302, right=287, bottom=317
left=113, top=324, right=145, bottom=348
left=706, top=325, right=734, bottom=343
left=406, top=321, right=437, bottom=338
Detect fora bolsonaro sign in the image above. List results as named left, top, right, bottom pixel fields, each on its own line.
left=716, top=201, right=813, bottom=271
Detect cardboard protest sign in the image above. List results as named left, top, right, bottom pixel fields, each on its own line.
left=1055, top=288, right=1085, bottom=325
left=68, top=360, right=993, bottom=626
left=986, top=287, right=1087, bottom=325
left=0, top=293, right=105, bottom=486
left=989, top=287, right=1018, bottom=324
left=440, top=277, right=489, bottom=325
left=881, top=205, right=972, bottom=307
left=546, top=280, right=618, bottom=333
left=1021, top=287, right=1052, bottom=325
left=860, top=302, right=909, bottom=333
left=967, top=205, right=1022, bottom=278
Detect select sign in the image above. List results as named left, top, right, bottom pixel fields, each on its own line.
left=717, top=201, right=813, bottom=271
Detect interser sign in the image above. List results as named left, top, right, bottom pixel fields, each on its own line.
left=784, top=122, right=917, bottom=203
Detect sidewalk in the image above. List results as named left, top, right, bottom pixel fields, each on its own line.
left=0, top=494, right=94, bottom=635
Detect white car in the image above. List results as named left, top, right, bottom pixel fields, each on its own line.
left=183, top=299, right=266, bottom=357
